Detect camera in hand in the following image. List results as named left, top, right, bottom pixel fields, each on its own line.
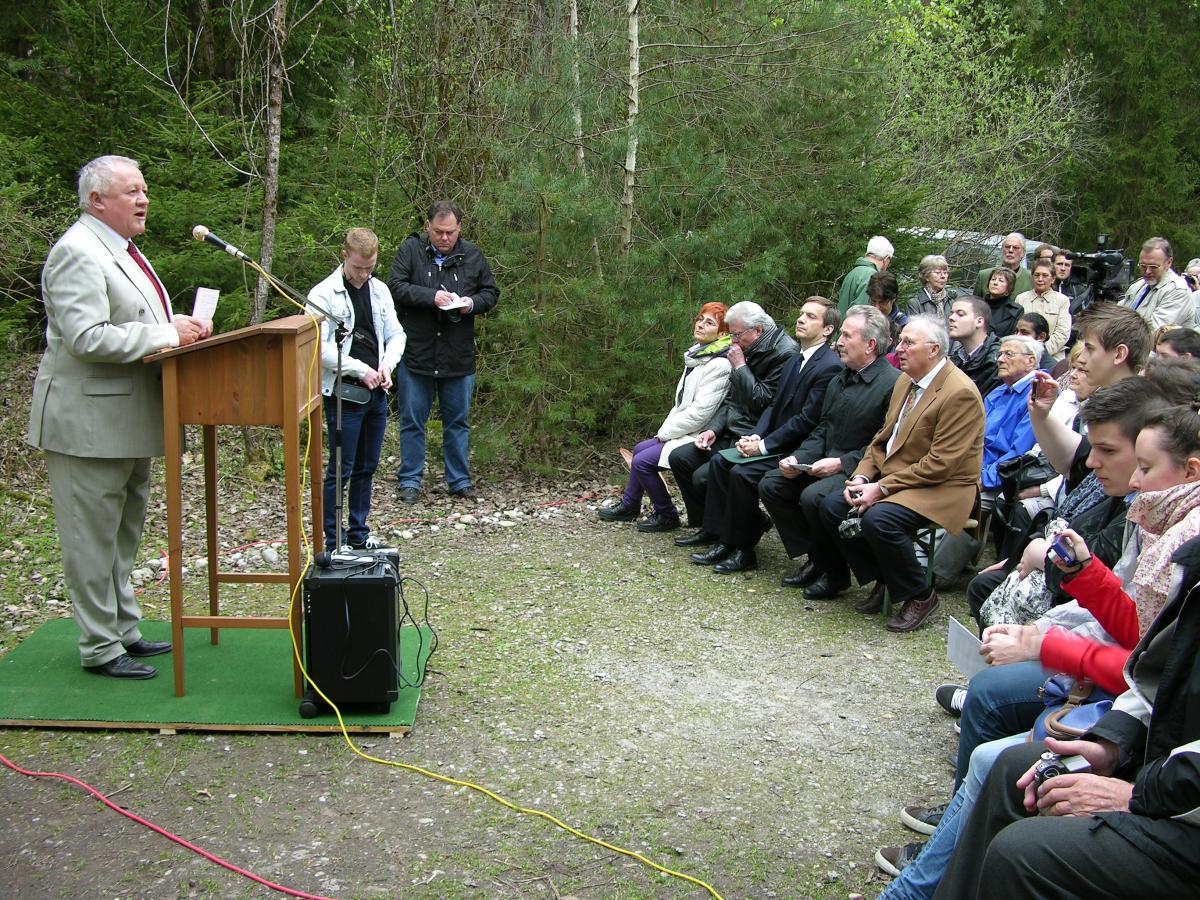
left=1048, top=535, right=1076, bottom=567
left=1032, top=750, right=1091, bottom=787
left=838, top=510, right=863, bottom=540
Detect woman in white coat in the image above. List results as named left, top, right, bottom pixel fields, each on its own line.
left=599, top=303, right=732, bottom=532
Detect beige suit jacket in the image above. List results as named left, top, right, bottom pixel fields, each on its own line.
left=28, top=215, right=177, bottom=459
left=852, top=360, right=984, bottom=533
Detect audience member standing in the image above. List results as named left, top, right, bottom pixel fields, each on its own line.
left=1014, top=258, right=1071, bottom=358
left=974, top=233, right=1032, bottom=298
left=947, top=296, right=1002, bottom=397
left=388, top=200, right=500, bottom=502
left=838, top=235, right=894, bottom=314
left=308, top=228, right=406, bottom=551
left=1121, top=236, right=1194, bottom=330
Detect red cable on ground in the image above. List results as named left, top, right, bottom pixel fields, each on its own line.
left=0, top=752, right=334, bottom=900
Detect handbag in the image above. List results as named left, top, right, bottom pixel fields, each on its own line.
left=997, top=452, right=1058, bottom=498
left=1029, top=675, right=1113, bottom=742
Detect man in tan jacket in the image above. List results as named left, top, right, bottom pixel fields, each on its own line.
left=28, top=155, right=210, bottom=679
left=803, top=314, right=984, bottom=632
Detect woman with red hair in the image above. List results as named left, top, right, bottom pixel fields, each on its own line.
left=599, top=302, right=733, bottom=532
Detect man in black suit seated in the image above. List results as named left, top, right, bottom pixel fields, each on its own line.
left=760, top=305, right=901, bottom=588
left=689, top=297, right=844, bottom=574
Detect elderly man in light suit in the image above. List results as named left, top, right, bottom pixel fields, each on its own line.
left=805, top=314, right=984, bottom=632
left=28, top=155, right=210, bottom=679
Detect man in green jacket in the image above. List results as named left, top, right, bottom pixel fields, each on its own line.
left=973, top=232, right=1032, bottom=298
left=838, top=235, right=893, bottom=313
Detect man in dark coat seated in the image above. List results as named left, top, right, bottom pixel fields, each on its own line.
left=670, top=301, right=798, bottom=545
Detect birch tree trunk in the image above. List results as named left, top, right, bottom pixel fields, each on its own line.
left=251, top=0, right=287, bottom=326
left=620, top=0, right=639, bottom=255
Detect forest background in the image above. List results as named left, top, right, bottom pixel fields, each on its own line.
left=1, top=0, right=1197, bottom=471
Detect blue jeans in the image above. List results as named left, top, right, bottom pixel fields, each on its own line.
left=395, top=362, right=475, bottom=492
left=954, top=661, right=1047, bottom=790
left=323, top=388, right=388, bottom=549
left=880, top=734, right=1026, bottom=899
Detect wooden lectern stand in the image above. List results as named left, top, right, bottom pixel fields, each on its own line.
left=147, top=315, right=323, bottom=697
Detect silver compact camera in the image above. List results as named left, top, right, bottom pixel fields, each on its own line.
left=1032, top=750, right=1090, bottom=788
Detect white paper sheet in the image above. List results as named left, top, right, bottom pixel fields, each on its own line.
left=947, top=615, right=986, bottom=679
left=193, top=286, right=220, bottom=320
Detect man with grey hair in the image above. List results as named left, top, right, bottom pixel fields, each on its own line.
left=670, top=300, right=799, bottom=545
left=1121, top=236, right=1194, bottom=329
left=838, top=235, right=894, bottom=314
left=759, top=305, right=901, bottom=588
left=980, top=334, right=1039, bottom=491
left=974, top=232, right=1032, bottom=298
left=29, top=155, right=212, bottom=679
left=805, top=314, right=984, bottom=632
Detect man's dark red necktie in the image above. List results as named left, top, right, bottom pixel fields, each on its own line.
left=126, top=241, right=171, bottom=321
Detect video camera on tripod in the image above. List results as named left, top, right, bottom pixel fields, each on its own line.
left=1065, top=234, right=1132, bottom=305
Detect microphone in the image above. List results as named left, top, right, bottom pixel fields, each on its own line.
left=192, top=225, right=249, bottom=261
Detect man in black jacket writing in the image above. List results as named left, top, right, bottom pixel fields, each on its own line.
left=388, top=201, right=499, bottom=502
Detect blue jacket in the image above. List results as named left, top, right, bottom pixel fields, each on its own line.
left=981, top=373, right=1036, bottom=489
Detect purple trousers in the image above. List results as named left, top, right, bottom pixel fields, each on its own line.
left=621, top=437, right=678, bottom=516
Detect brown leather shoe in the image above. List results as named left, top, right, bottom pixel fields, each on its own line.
left=854, top=581, right=888, bottom=615
left=886, top=590, right=940, bottom=632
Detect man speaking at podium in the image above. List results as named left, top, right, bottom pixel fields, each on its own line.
left=27, top=155, right=211, bottom=680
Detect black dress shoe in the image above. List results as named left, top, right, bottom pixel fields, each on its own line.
left=637, top=512, right=681, bottom=533
left=598, top=502, right=639, bottom=522
left=803, top=572, right=851, bottom=600
left=86, top=654, right=158, bottom=679
left=714, top=548, right=758, bottom=574
left=674, top=530, right=718, bottom=547
left=691, top=543, right=732, bottom=565
left=781, top=561, right=819, bottom=588
left=125, top=639, right=172, bottom=657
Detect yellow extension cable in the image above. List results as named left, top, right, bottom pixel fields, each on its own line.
left=250, top=263, right=725, bottom=900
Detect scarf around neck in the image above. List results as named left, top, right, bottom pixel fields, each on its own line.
left=1129, top=480, right=1200, bottom=632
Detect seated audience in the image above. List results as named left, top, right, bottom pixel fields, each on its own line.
left=875, top=392, right=1197, bottom=897
left=1154, top=324, right=1200, bottom=359
left=669, top=302, right=798, bottom=543
left=759, top=306, right=901, bottom=589
left=981, top=266, right=1023, bottom=341
left=1013, top=312, right=1057, bottom=370
left=689, top=298, right=841, bottom=573
left=906, top=254, right=958, bottom=321
left=1014, top=258, right=1071, bottom=359
left=947, top=296, right=1001, bottom=397
left=930, top=534, right=1200, bottom=899
left=868, top=270, right=907, bottom=365
left=599, top=303, right=732, bottom=531
left=804, top=315, right=984, bottom=632
left=980, top=336, right=1038, bottom=493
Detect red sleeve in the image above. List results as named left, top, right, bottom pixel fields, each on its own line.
left=1061, top=558, right=1140, bottom=648
left=1039, top=629, right=1130, bottom=695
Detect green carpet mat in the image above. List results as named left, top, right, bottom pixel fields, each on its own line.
left=0, top=619, right=429, bottom=733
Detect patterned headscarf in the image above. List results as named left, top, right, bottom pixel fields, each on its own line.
left=1128, top=480, right=1200, bottom=632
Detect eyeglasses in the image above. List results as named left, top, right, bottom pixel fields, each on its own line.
left=895, top=337, right=933, bottom=348
left=729, top=327, right=757, bottom=340
left=997, top=349, right=1029, bottom=359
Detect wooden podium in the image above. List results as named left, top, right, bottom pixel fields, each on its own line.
left=147, top=315, right=323, bottom=697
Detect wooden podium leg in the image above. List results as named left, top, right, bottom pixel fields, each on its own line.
left=204, top=425, right=219, bottom=645
left=163, top=363, right=187, bottom=697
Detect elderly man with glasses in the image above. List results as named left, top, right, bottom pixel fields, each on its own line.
left=1121, top=236, right=1195, bottom=330
left=804, top=315, right=984, bottom=632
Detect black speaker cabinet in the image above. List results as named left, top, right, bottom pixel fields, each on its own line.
left=303, top=552, right=400, bottom=708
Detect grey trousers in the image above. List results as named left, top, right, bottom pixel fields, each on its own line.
left=45, top=450, right=150, bottom=667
